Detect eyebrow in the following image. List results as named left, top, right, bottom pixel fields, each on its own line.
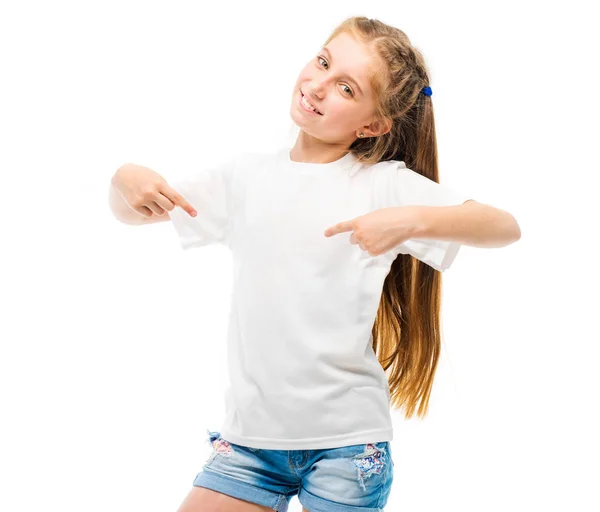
left=322, top=47, right=364, bottom=96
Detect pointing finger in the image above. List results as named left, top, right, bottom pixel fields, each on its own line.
left=324, top=220, right=353, bottom=237
left=162, top=185, right=197, bottom=217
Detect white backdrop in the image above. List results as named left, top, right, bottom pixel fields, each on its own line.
left=1, top=1, right=598, bottom=511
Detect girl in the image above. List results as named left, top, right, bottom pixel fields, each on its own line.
left=110, top=16, right=520, bottom=512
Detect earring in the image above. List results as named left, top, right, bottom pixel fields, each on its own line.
left=358, top=132, right=364, bottom=138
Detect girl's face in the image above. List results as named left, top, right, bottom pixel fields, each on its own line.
left=290, top=32, right=389, bottom=144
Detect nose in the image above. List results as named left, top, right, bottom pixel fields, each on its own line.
left=309, top=81, right=326, bottom=97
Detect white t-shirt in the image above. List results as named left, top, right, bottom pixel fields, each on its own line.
left=168, top=146, right=473, bottom=450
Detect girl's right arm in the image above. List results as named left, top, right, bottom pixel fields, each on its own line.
left=109, top=163, right=197, bottom=225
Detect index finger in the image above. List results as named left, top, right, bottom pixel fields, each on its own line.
left=324, top=220, right=353, bottom=237
left=162, top=185, right=197, bottom=217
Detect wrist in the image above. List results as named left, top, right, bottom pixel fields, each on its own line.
left=407, top=206, right=433, bottom=239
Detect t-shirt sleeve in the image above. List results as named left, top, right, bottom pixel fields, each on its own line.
left=382, top=161, right=474, bottom=272
left=167, top=156, right=237, bottom=249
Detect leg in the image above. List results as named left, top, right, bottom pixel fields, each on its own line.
left=176, top=486, right=276, bottom=512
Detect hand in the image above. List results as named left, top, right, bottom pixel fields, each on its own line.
left=323, top=206, right=421, bottom=256
left=112, top=164, right=197, bottom=219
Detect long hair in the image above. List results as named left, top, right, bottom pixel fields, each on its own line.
left=321, top=16, right=448, bottom=419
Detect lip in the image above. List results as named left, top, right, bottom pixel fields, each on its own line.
left=300, top=89, right=323, bottom=115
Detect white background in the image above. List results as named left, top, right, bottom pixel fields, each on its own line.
left=1, top=1, right=598, bottom=511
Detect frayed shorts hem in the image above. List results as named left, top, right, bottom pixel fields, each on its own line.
left=298, top=485, right=384, bottom=512
left=193, top=468, right=290, bottom=511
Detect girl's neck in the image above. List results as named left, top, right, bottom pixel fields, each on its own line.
left=290, top=136, right=350, bottom=164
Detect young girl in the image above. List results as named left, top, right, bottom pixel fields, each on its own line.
left=110, top=16, right=520, bottom=512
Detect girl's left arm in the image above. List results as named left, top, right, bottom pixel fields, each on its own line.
left=412, top=200, right=521, bottom=249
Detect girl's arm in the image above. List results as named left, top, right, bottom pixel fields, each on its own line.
left=413, top=200, right=521, bottom=248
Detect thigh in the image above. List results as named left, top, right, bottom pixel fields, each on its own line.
left=300, top=441, right=394, bottom=511
left=176, top=486, right=275, bottom=512
left=183, top=430, right=295, bottom=511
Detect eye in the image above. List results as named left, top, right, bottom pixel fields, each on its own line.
left=316, top=56, right=355, bottom=97
left=317, top=56, right=329, bottom=69
left=340, top=84, right=353, bottom=96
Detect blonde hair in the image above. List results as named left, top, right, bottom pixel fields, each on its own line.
left=323, top=16, right=448, bottom=419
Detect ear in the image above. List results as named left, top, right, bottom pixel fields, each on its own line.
left=364, top=116, right=393, bottom=137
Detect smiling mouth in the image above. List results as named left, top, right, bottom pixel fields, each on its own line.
left=300, top=90, right=323, bottom=115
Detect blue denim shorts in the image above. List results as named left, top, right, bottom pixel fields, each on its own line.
left=191, top=429, right=394, bottom=512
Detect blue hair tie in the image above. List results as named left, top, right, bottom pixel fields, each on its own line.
left=421, top=86, right=432, bottom=96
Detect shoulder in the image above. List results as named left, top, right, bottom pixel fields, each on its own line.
left=362, top=158, right=407, bottom=173
left=360, top=158, right=408, bottom=180
left=371, top=159, right=435, bottom=186
left=345, top=156, right=406, bottom=179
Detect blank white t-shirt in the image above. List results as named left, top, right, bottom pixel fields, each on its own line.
left=168, top=147, right=473, bottom=450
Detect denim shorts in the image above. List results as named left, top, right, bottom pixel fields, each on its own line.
left=191, top=429, right=394, bottom=512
